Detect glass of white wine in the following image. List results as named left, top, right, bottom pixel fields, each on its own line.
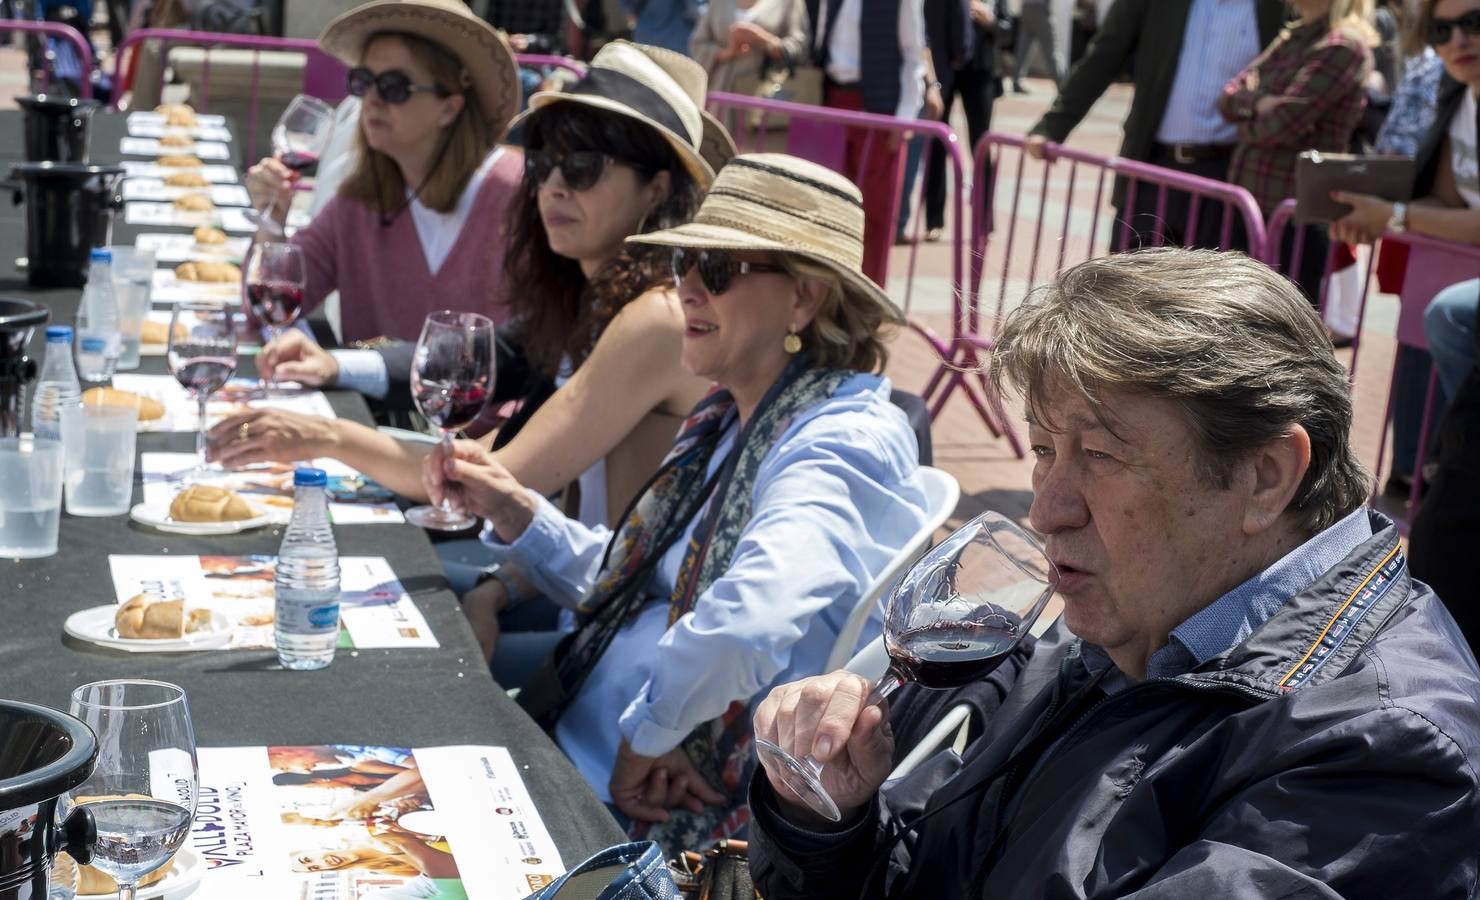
left=68, top=680, right=198, bottom=900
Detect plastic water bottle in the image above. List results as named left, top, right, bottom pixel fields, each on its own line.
left=30, top=326, right=82, bottom=442
left=76, top=248, right=120, bottom=383
left=275, top=467, right=341, bottom=670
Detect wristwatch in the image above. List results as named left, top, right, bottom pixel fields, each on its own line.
left=1386, top=201, right=1408, bottom=234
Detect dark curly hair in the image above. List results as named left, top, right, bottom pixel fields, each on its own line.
left=504, top=104, right=703, bottom=377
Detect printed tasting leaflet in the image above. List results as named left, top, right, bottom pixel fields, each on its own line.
left=109, top=555, right=438, bottom=650
left=110, top=375, right=337, bottom=434
left=141, top=453, right=405, bottom=525
left=131, top=744, right=564, bottom=897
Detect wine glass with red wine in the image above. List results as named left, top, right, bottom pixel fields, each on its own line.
left=404, top=310, right=495, bottom=530
left=243, top=241, right=306, bottom=391
left=246, top=94, right=336, bottom=235
left=166, top=302, right=237, bottom=478
left=754, top=510, right=1059, bottom=822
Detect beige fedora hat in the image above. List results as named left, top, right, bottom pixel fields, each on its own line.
left=514, top=40, right=725, bottom=186
left=319, top=0, right=520, bottom=143
left=628, top=153, right=903, bottom=322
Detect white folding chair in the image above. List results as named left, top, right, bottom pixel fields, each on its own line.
left=823, top=466, right=961, bottom=674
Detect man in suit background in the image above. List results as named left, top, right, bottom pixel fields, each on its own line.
left=1025, top=0, right=1286, bottom=250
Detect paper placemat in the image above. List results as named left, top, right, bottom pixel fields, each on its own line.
left=127, top=202, right=256, bottom=233
left=109, top=554, right=435, bottom=649
left=124, top=179, right=252, bottom=206
left=128, top=110, right=229, bottom=128
left=126, top=120, right=234, bottom=143
left=120, top=136, right=231, bottom=159
left=141, top=452, right=404, bottom=525
left=151, top=265, right=241, bottom=305
left=136, top=231, right=251, bottom=264
left=183, top=744, right=562, bottom=897
left=122, top=160, right=239, bottom=183
left=111, top=375, right=337, bottom=432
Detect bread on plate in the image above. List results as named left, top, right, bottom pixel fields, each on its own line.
left=169, top=485, right=257, bottom=522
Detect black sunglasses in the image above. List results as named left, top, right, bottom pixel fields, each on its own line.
left=1427, top=9, right=1480, bottom=45
left=346, top=66, right=451, bottom=104
left=672, top=249, right=788, bottom=295
left=524, top=149, right=620, bottom=191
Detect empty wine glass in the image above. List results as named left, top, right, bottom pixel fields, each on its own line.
left=405, top=310, right=495, bottom=530
left=68, top=680, right=198, bottom=900
left=167, top=302, right=237, bottom=479
left=243, top=241, right=306, bottom=391
left=246, top=94, right=336, bottom=235
left=755, top=511, right=1059, bottom=821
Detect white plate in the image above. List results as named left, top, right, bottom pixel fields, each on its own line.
left=64, top=607, right=234, bottom=653
left=77, top=847, right=203, bottom=899
left=129, top=500, right=270, bottom=535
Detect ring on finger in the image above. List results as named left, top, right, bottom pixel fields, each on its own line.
left=238, top=421, right=250, bottom=442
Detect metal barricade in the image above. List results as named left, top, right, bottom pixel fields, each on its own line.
left=704, top=92, right=976, bottom=431
left=109, top=29, right=348, bottom=162
left=959, top=134, right=1268, bottom=456
left=0, top=19, right=93, bottom=99
left=513, top=53, right=586, bottom=79
left=1266, top=198, right=1480, bottom=527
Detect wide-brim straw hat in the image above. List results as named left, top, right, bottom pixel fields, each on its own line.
left=628, top=153, right=902, bottom=323
left=319, top=0, right=520, bottom=143
left=512, top=41, right=727, bottom=187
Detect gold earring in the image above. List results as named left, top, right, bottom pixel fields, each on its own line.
left=783, top=332, right=802, bottom=354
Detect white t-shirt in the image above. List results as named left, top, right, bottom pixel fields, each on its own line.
left=407, top=147, right=502, bottom=275
left=816, top=0, right=927, bottom=120
left=1449, top=89, right=1480, bottom=209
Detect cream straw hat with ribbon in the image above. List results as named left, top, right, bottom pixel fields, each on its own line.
left=628, top=153, right=903, bottom=323
left=319, top=0, right=520, bottom=143
left=512, top=40, right=731, bottom=187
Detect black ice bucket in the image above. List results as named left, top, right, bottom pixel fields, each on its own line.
left=0, top=700, right=98, bottom=900
left=7, top=162, right=124, bottom=288
left=15, top=95, right=99, bottom=164
left=0, top=298, right=48, bottom=438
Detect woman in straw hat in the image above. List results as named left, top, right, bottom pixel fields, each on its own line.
left=425, top=153, right=931, bottom=848
left=241, top=0, right=522, bottom=346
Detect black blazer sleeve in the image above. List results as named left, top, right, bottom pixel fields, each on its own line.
left=1030, top=0, right=1146, bottom=142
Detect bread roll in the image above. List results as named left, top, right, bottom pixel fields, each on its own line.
left=193, top=225, right=227, bottom=245
left=159, top=133, right=192, bottom=147
left=155, top=102, right=195, bottom=116
left=173, top=192, right=214, bottom=212
left=81, top=387, right=165, bottom=421
left=175, top=261, right=240, bottom=283
left=158, top=154, right=202, bottom=168
left=169, top=485, right=257, bottom=522
left=165, top=171, right=209, bottom=188
left=114, top=594, right=212, bottom=640
left=140, top=320, right=187, bottom=345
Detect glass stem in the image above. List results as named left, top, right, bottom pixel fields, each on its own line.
left=865, top=667, right=906, bottom=708
left=196, top=393, right=209, bottom=467
left=439, top=431, right=457, bottom=516
left=118, top=883, right=137, bottom=900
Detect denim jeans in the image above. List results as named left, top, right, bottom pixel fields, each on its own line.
left=1425, top=278, right=1480, bottom=400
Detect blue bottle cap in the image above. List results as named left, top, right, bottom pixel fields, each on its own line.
left=90, top=248, right=111, bottom=262
left=45, top=326, right=72, bottom=342
left=80, top=337, right=105, bottom=352
left=294, top=467, right=328, bottom=487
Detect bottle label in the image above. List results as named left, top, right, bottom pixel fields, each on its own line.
left=275, top=587, right=341, bottom=634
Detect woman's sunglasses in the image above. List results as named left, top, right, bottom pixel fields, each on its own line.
left=1426, top=10, right=1480, bottom=46
left=524, top=149, right=616, bottom=191
left=346, top=66, right=451, bottom=104
left=671, top=248, right=787, bottom=296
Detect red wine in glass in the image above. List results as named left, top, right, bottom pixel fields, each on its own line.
left=245, top=280, right=305, bottom=329
left=277, top=150, right=319, bottom=174
left=171, top=354, right=236, bottom=396
left=411, top=379, right=490, bottom=432
left=754, top=511, right=1059, bottom=822
left=166, top=302, right=237, bottom=478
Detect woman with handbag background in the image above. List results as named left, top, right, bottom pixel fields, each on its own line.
left=689, top=0, right=810, bottom=95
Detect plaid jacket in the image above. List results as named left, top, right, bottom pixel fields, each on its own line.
left=1219, top=20, right=1372, bottom=215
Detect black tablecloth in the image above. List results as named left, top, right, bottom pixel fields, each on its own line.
left=0, top=109, right=625, bottom=864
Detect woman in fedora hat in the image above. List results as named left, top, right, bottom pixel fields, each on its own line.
left=425, top=153, right=931, bottom=848
left=241, top=0, right=522, bottom=346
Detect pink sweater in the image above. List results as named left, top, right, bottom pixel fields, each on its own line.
left=290, top=149, right=523, bottom=345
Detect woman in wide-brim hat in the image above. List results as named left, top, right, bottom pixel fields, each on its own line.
left=240, top=0, right=523, bottom=348
left=426, top=152, right=930, bottom=850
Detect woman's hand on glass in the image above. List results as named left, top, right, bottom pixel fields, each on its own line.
left=258, top=329, right=339, bottom=387
left=206, top=407, right=338, bottom=468
left=245, top=156, right=294, bottom=223
left=424, top=439, right=535, bottom=539
left=753, top=671, right=895, bottom=826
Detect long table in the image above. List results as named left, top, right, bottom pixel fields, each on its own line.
left=0, top=109, right=625, bottom=867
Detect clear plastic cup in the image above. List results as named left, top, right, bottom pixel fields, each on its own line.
left=0, top=437, right=63, bottom=558
left=59, top=402, right=139, bottom=517
left=110, top=245, right=156, bottom=371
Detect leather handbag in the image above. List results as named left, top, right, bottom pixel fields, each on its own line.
left=1295, top=151, right=1416, bottom=224
left=669, top=840, right=759, bottom=900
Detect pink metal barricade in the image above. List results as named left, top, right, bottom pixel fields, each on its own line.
left=955, top=134, right=1269, bottom=456
left=109, top=29, right=348, bottom=162
left=1266, top=198, right=1480, bottom=527
left=703, top=92, right=978, bottom=432
left=513, top=53, right=587, bottom=78
left=0, top=20, right=94, bottom=99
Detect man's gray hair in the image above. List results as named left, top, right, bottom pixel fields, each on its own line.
left=989, top=248, right=1371, bottom=533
